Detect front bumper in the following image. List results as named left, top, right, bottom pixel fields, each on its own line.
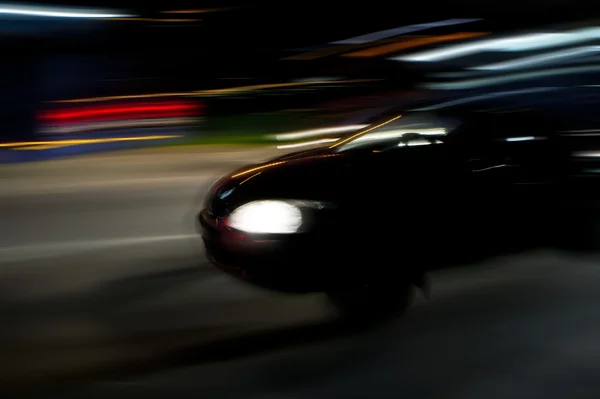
left=197, top=209, right=329, bottom=293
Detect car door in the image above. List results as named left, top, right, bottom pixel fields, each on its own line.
left=445, top=110, right=559, bottom=252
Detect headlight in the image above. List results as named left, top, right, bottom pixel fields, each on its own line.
left=228, top=200, right=303, bottom=234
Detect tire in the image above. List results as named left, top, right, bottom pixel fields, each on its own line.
left=326, top=280, right=414, bottom=324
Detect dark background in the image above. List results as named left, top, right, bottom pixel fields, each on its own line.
left=2, top=0, right=600, bottom=140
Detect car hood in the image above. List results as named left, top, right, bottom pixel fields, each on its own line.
left=206, top=147, right=353, bottom=216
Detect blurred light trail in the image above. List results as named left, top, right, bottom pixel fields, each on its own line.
left=40, top=102, right=200, bottom=122
left=1, top=135, right=183, bottom=149
left=573, top=151, right=600, bottom=157
left=108, top=17, right=199, bottom=22
left=350, top=128, right=447, bottom=143
left=393, top=26, right=600, bottom=63
left=0, top=4, right=133, bottom=18
left=198, top=80, right=380, bottom=96
left=413, top=87, right=558, bottom=110
left=471, top=45, right=600, bottom=71
left=0, top=234, right=198, bottom=262
left=331, top=116, right=403, bottom=148
left=282, top=42, right=393, bottom=60
left=424, top=64, right=600, bottom=90
left=39, top=117, right=199, bottom=134
left=42, top=110, right=199, bottom=123
left=12, top=143, right=78, bottom=150
left=294, top=77, right=342, bottom=82
left=392, top=33, right=564, bottom=62
left=277, top=138, right=339, bottom=149
left=398, top=139, right=443, bottom=147
left=505, top=136, right=539, bottom=142
left=274, top=125, right=368, bottom=141
left=332, top=18, right=480, bottom=44
left=51, top=79, right=382, bottom=104
left=344, top=32, right=489, bottom=58
left=161, top=8, right=236, bottom=13
left=563, top=130, right=600, bottom=135
left=54, top=92, right=193, bottom=104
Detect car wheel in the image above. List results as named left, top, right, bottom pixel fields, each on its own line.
left=326, top=279, right=414, bottom=324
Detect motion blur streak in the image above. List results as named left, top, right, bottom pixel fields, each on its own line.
left=398, top=139, right=442, bottom=147
left=414, top=87, right=558, bottom=110
left=52, top=80, right=381, bottom=103
left=231, top=161, right=289, bottom=178
left=332, top=18, right=481, bottom=44
left=505, top=136, right=539, bottom=142
left=471, top=45, right=600, bottom=70
left=276, top=138, right=339, bottom=149
left=107, top=18, right=199, bottom=22
left=283, top=43, right=377, bottom=60
left=573, top=151, right=600, bottom=157
left=393, top=26, right=600, bottom=62
left=39, top=118, right=199, bottom=134
left=161, top=8, right=236, bottom=13
left=0, top=235, right=198, bottom=262
left=230, top=155, right=341, bottom=178
left=199, top=80, right=380, bottom=96
left=425, top=65, right=600, bottom=90
left=0, top=135, right=182, bottom=148
left=0, top=4, right=132, bottom=18
left=275, top=125, right=368, bottom=141
left=36, top=100, right=201, bottom=134
left=53, top=92, right=194, bottom=103
left=40, top=102, right=200, bottom=121
left=564, top=130, right=600, bottom=135
left=331, top=115, right=402, bottom=148
left=393, top=33, right=562, bottom=62
left=44, top=110, right=198, bottom=124
left=351, top=128, right=446, bottom=143
left=344, top=32, right=489, bottom=58
left=12, top=143, right=76, bottom=150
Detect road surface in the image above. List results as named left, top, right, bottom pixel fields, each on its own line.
left=1, top=147, right=600, bottom=398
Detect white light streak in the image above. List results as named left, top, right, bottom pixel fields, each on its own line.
left=0, top=5, right=133, bottom=18
left=332, top=18, right=480, bottom=44
left=274, top=124, right=368, bottom=141
left=472, top=46, right=600, bottom=71
left=392, top=26, right=600, bottom=63
left=352, top=128, right=447, bottom=143
left=277, top=138, right=339, bottom=149
left=414, top=87, right=557, bottom=111
left=573, top=151, right=600, bottom=158
left=505, top=136, right=537, bottom=142
left=424, top=64, right=600, bottom=90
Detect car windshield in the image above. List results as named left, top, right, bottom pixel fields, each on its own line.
left=332, top=111, right=461, bottom=152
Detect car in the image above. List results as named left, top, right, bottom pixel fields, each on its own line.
left=197, top=88, right=600, bottom=321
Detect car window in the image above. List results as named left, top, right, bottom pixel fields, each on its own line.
left=332, top=111, right=460, bottom=152
left=442, top=109, right=560, bottom=175
left=443, top=109, right=557, bottom=142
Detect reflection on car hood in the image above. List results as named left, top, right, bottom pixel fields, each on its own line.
left=208, top=147, right=351, bottom=216
left=267, top=147, right=333, bottom=162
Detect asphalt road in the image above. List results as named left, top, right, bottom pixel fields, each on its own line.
left=2, top=147, right=600, bottom=398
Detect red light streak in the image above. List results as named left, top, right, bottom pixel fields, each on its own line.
left=38, top=101, right=203, bottom=123
left=43, top=111, right=198, bottom=126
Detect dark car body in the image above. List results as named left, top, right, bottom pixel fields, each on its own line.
left=198, top=87, right=600, bottom=295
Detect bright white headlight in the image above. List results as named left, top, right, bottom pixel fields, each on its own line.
left=228, top=200, right=303, bottom=234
